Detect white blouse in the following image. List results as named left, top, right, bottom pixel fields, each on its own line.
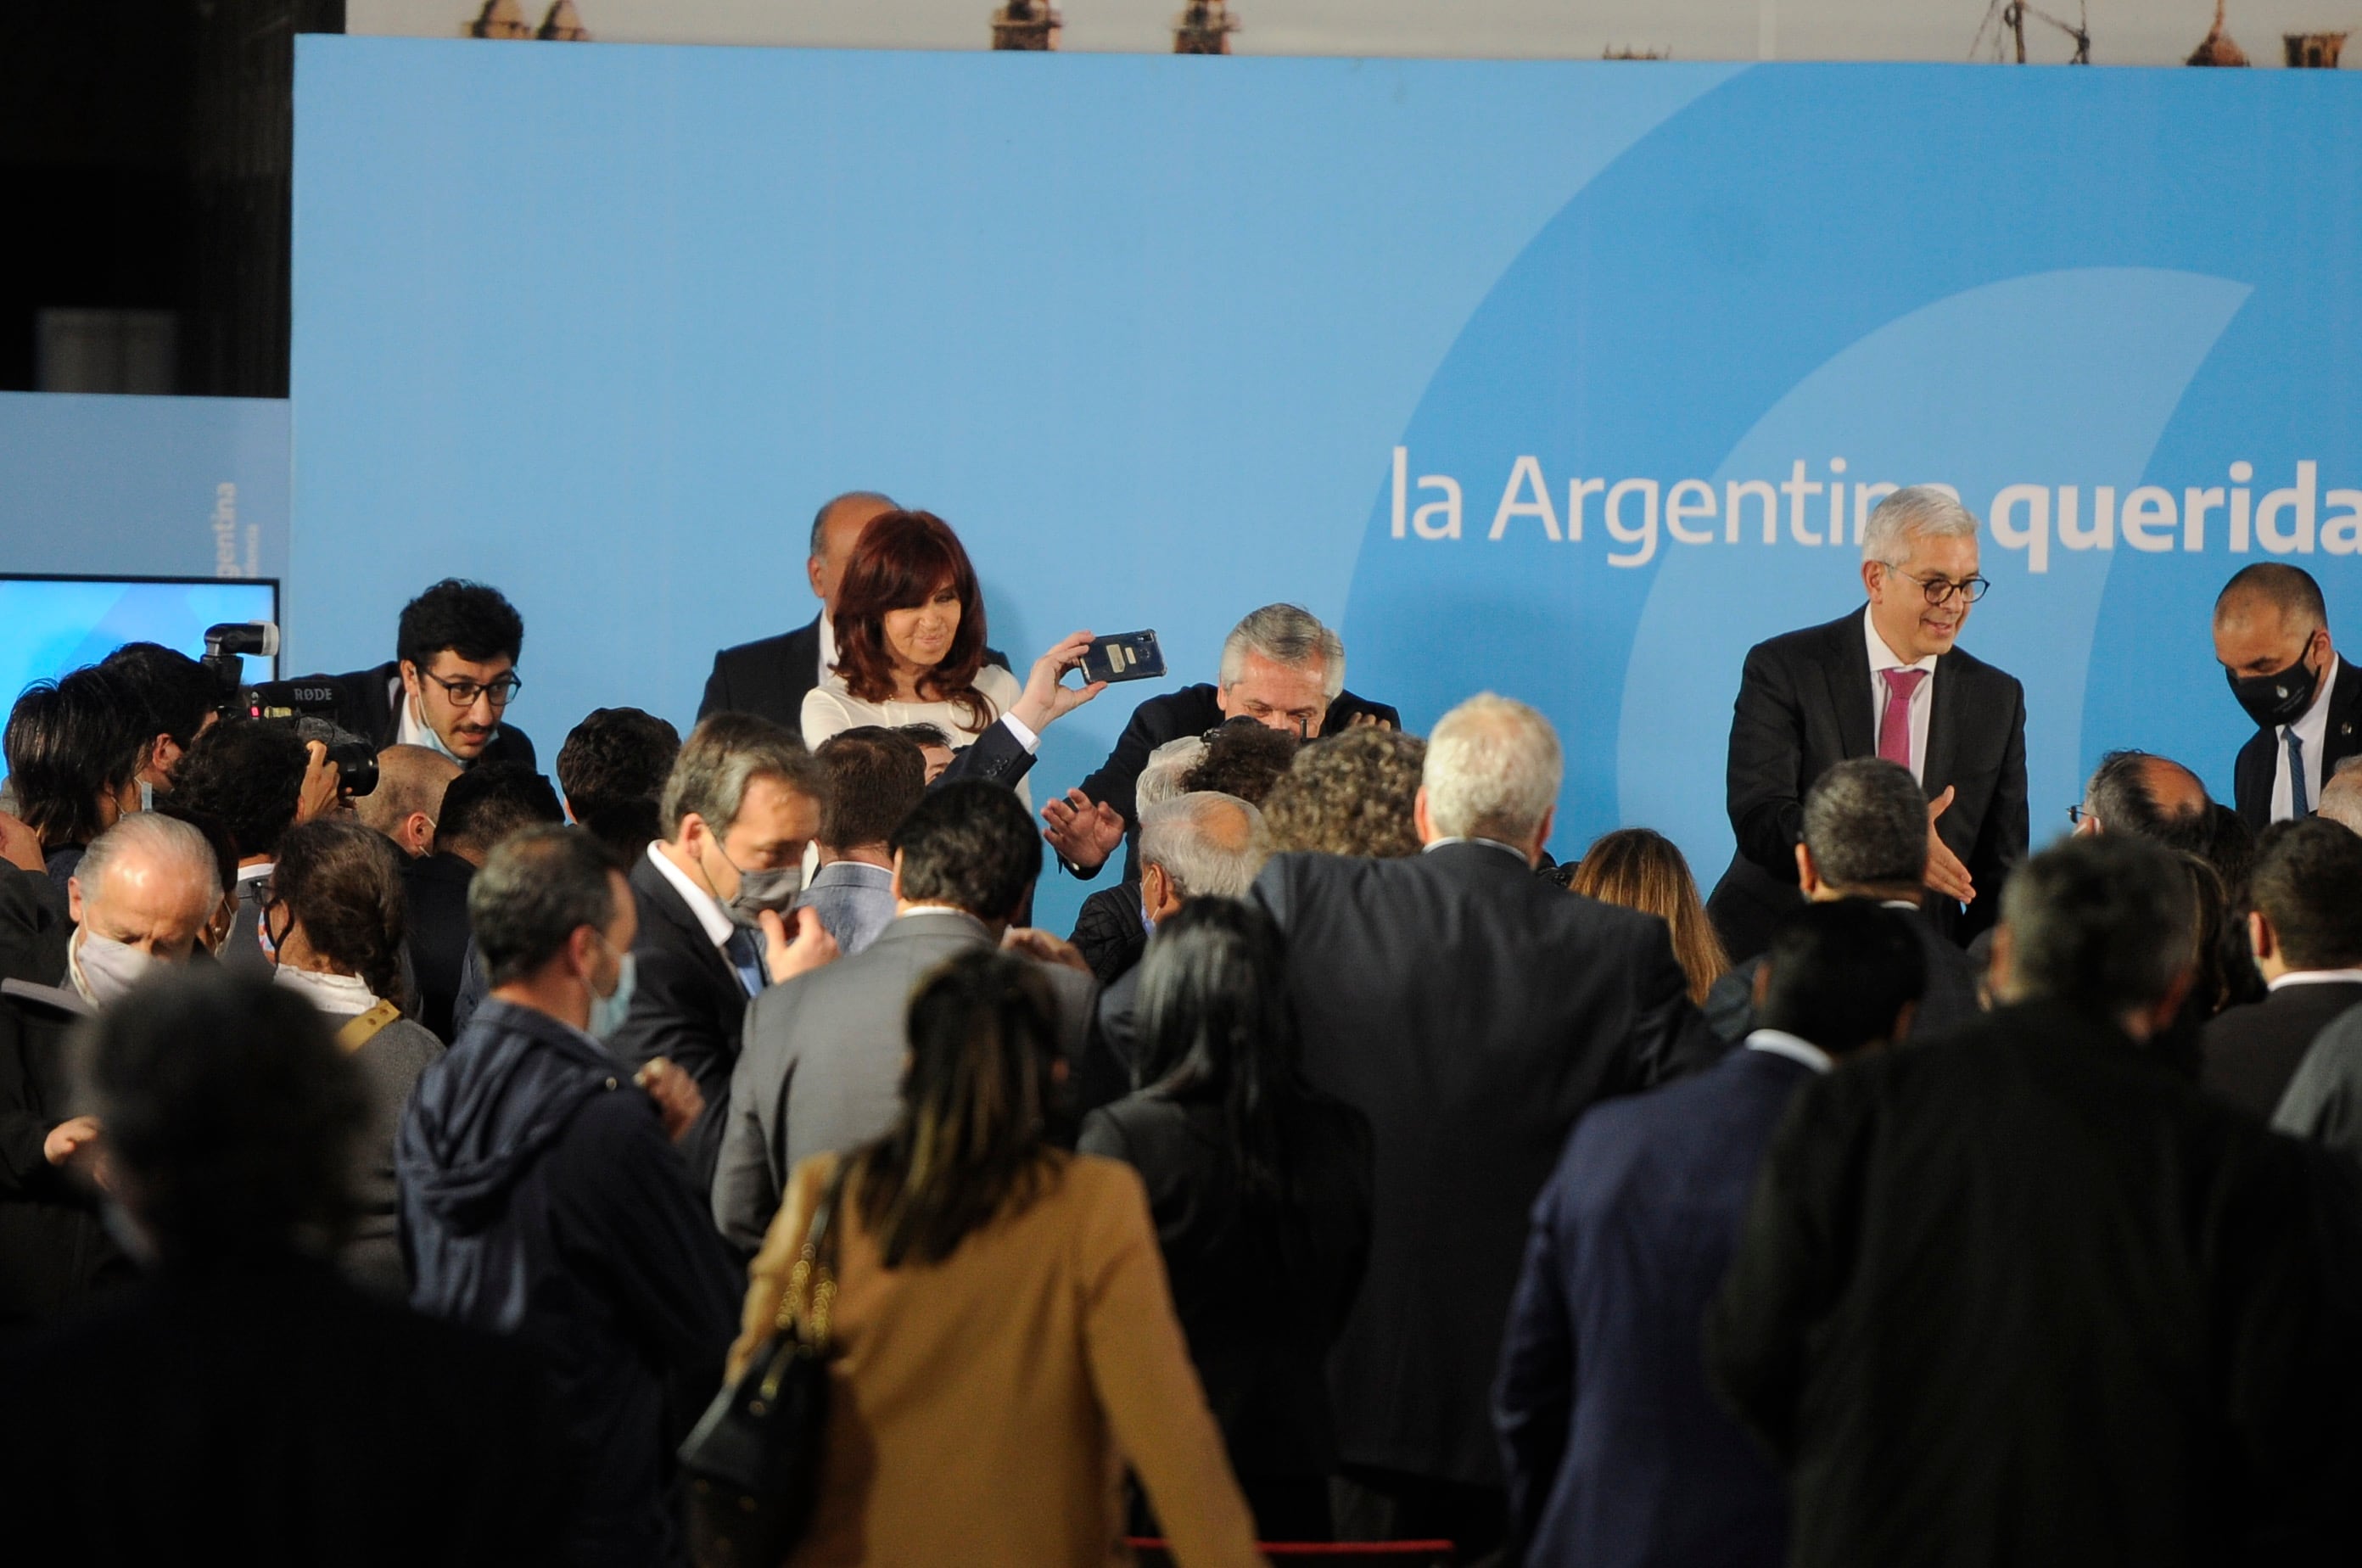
left=802, top=662, right=1028, bottom=808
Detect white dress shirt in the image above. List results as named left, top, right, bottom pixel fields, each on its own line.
left=815, top=610, right=837, bottom=686
left=1865, top=606, right=1938, bottom=783
left=2270, top=652, right=2340, bottom=822
left=645, top=840, right=736, bottom=951
left=2268, top=966, right=2362, bottom=993
left=1744, top=1028, right=1834, bottom=1075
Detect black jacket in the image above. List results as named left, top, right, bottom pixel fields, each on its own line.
left=1071, top=879, right=1147, bottom=985
left=1254, top=843, right=1714, bottom=1488
left=2232, top=658, right=2362, bottom=833
left=398, top=999, right=739, bottom=1568
left=1707, top=609, right=2028, bottom=960
left=0, top=977, right=130, bottom=1328
left=607, top=852, right=748, bottom=1194
left=0, top=865, right=70, bottom=988
left=1703, top=900, right=1984, bottom=1045
left=1076, top=682, right=1401, bottom=881
left=1079, top=1090, right=1373, bottom=1481
left=2202, top=979, right=2362, bottom=1122
left=0, top=1256, right=572, bottom=1565
left=319, top=658, right=537, bottom=768
left=1708, top=1001, right=2362, bottom=1567
left=401, top=850, right=478, bottom=1044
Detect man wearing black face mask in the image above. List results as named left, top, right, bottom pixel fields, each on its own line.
left=608, top=714, right=839, bottom=1191
left=2214, top=564, right=2362, bottom=833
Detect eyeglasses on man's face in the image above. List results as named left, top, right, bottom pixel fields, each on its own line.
left=421, top=669, right=523, bottom=708
left=1882, top=564, right=1991, bottom=607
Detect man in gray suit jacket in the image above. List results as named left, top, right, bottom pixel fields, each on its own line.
left=713, top=781, right=1096, bottom=1253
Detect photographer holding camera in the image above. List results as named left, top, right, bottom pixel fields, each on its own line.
left=312, top=579, right=536, bottom=770
left=169, top=719, right=346, bottom=971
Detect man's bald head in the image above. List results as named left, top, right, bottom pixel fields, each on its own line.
left=2320, top=758, right=2362, bottom=837
left=2214, top=563, right=2333, bottom=683
left=1138, top=792, right=1271, bottom=902
left=355, top=744, right=462, bottom=858
left=69, top=814, right=222, bottom=961
left=2081, top=750, right=2213, bottom=856
left=808, top=490, right=898, bottom=610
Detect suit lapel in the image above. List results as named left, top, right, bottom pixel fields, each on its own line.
left=1923, top=651, right=1963, bottom=796
left=2328, top=658, right=2362, bottom=772
left=632, top=856, right=741, bottom=991
left=1823, top=613, right=1876, bottom=761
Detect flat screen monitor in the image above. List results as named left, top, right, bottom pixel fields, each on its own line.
left=0, top=574, right=281, bottom=710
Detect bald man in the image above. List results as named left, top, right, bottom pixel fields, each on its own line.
left=697, top=490, right=898, bottom=729
left=355, top=744, right=462, bottom=859
left=2074, top=749, right=2214, bottom=855
left=2214, top=563, right=2362, bottom=832
left=2319, top=758, right=2362, bottom=837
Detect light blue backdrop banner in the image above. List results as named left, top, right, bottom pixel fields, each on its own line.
left=293, top=40, right=2361, bottom=932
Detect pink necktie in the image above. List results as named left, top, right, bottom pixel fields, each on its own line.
left=1878, top=668, right=1926, bottom=770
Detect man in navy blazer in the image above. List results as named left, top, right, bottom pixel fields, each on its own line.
left=1494, top=899, right=1926, bottom=1568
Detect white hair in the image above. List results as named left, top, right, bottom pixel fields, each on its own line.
left=1217, top=603, right=1346, bottom=703
left=76, top=812, right=223, bottom=909
left=1861, top=484, right=1979, bottom=565
left=1422, top=692, right=1561, bottom=844
left=1137, top=736, right=1210, bottom=811
left=2320, top=756, right=2362, bottom=836
left=1138, top=791, right=1269, bottom=899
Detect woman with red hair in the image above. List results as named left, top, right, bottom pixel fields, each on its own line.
left=803, top=510, right=1060, bottom=803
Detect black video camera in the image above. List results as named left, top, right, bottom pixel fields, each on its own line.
left=201, top=622, right=380, bottom=798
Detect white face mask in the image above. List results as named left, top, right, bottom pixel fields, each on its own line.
left=72, top=927, right=154, bottom=1007
left=272, top=964, right=376, bottom=1016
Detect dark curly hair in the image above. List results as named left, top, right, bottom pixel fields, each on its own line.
left=3, top=665, right=155, bottom=852
left=396, top=579, right=525, bottom=670
left=1262, top=727, right=1427, bottom=859
left=1181, top=718, right=1298, bottom=807
left=101, top=641, right=229, bottom=752
left=162, top=717, right=310, bottom=861
left=271, top=819, right=411, bottom=1009
left=889, top=780, right=1039, bottom=922
left=78, top=966, right=369, bottom=1263
left=829, top=510, right=992, bottom=731
left=557, top=707, right=680, bottom=860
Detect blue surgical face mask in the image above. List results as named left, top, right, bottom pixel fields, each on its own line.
left=137, top=781, right=154, bottom=813
left=588, top=945, right=638, bottom=1041
left=1139, top=904, right=1157, bottom=941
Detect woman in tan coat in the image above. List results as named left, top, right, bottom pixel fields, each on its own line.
left=729, top=949, right=1265, bottom=1568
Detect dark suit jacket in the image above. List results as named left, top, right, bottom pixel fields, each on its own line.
left=2202, top=979, right=2362, bottom=1122
left=697, top=615, right=1014, bottom=731
left=713, top=910, right=1096, bottom=1253
left=0, top=978, right=130, bottom=1327
left=1075, top=683, right=1401, bottom=882
left=1707, top=1001, right=2362, bottom=1568
left=0, top=865, right=71, bottom=989
left=400, top=851, right=478, bottom=1044
left=607, top=853, right=749, bottom=1195
left=1253, top=843, right=1714, bottom=1488
left=1708, top=608, right=2028, bottom=961
left=1078, top=1089, right=1374, bottom=1481
left=2232, top=658, right=2362, bottom=833
left=320, top=659, right=536, bottom=768
left=1703, top=901, right=1984, bottom=1045
left=1497, top=1045, right=1812, bottom=1568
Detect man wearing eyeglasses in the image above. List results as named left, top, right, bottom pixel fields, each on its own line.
left=322, top=578, right=538, bottom=770
left=1708, top=486, right=2029, bottom=962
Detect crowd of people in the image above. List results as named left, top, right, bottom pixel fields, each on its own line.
left=2, top=485, right=2359, bottom=1568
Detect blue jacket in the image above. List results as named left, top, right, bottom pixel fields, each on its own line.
left=1494, top=1044, right=1816, bottom=1568
left=398, top=1000, right=740, bottom=1568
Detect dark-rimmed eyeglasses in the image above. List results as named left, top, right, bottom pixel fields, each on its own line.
left=2066, top=804, right=2090, bottom=827
left=421, top=669, right=523, bottom=708
left=1883, top=566, right=1990, bottom=607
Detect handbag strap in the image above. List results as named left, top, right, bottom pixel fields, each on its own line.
left=333, top=999, right=404, bottom=1055
left=775, top=1159, right=853, bottom=1351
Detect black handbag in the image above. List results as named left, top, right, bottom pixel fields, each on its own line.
left=680, top=1162, right=850, bottom=1568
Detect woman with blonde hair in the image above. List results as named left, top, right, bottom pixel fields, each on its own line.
left=1564, top=827, right=1730, bottom=1006
left=730, top=949, right=1263, bottom=1567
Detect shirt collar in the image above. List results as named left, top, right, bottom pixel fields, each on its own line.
left=1864, top=604, right=1939, bottom=675
left=1745, top=1028, right=1835, bottom=1074
left=810, top=859, right=893, bottom=888
left=817, top=610, right=838, bottom=676
left=2268, top=966, right=2362, bottom=992
left=1422, top=836, right=1532, bottom=864
left=236, top=861, right=276, bottom=885
left=2287, top=652, right=2341, bottom=740
left=646, top=839, right=736, bottom=949
left=895, top=903, right=972, bottom=921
